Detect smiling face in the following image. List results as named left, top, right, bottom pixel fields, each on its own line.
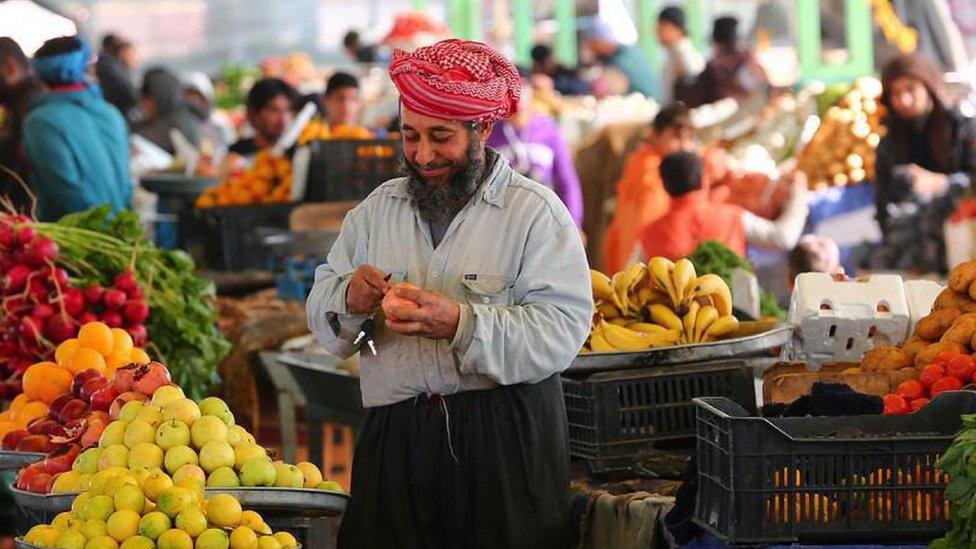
left=400, top=106, right=493, bottom=186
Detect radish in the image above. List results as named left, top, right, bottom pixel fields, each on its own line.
left=14, top=225, right=35, bottom=245
left=84, top=285, right=105, bottom=306
left=45, top=316, right=76, bottom=343
left=28, top=279, right=48, bottom=303
left=62, top=288, right=85, bottom=316
left=114, top=271, right=139, bottom=294
left=20, top=317, right=41, bottom=340
left=127, top=324, right=148, bottom=347
left=102, top=289, right=127, bottom=310
left=102, top=310, right=123, bottom=328
left=0, top=227, right=12, bottom=249
left=47, top=268, right=69, bottom=289
left=24, top=238, right=58, bottom=268
left=4, top=265, right=30, bottom=291
left=123, top=300, right=149, bottom=324
left=31, top=303, right=55, bottom=320
left=4, top=297, right=26, bottom=316
left=78, top=311, right=98, bottom=325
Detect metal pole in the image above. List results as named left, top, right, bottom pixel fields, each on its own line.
left=513, top=0, right=533, bottom=66
left=554, top=0, right=577, bottom=66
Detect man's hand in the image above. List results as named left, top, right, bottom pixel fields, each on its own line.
left=384, top=286, right=461, bottom=340
left=909, top=163, right=949, bottom=198
left=346, top=265, right=391, bottom=314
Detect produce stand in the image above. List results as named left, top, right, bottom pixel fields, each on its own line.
left=8, top=485, right=73, bottom=529
left=207, top=488, right=347, bottom=549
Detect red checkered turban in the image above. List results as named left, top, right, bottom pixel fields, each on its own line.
left=389, top=39, right=522, bottom=124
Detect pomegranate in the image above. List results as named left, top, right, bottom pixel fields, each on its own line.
left=112, top=363, right=140, bottom=392
left=57, top=399, right=89, bottom=424
left=81, top=417, right=106, bottom=448
left=26, top=471, right=53, bottom=494
left=40, top=443, right=81, bottom=474
left=27, top=419, right=62, bottom=436
left=71, top=370, right=102, bottom=397
left=16, top=434, right=56, bottom=453
left=132, top=362, right=172, bottom=396
left=2, top=429, right=28, bottom=451
left=48, top=393, right=74, bottom=420
left=16, top=463, right=45, bottom=491
left=50, top=422, right=86, bottom=445
left=80, top=377, right=109, bottom=402
left=89, top=385, right=120, bottom=412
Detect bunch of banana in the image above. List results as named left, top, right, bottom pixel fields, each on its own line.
left=585, top=257, right=742, bottom=353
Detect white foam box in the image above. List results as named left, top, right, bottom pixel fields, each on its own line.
left=904, top=279, right=945, bottom=335
left=788, top=273, right=910, bottom=363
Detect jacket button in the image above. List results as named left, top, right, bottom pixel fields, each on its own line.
left=483, top=297, right=490, bottom=304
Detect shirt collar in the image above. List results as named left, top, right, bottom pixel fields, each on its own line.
left=390, top=148, right=510, bottom=209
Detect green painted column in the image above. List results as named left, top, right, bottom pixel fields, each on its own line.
left=684, top=0, right=707, bottom=53
left=554, top=0, right=577, bottom=66
left=796, top=0, right=873, bottom=82
left=411, top=0, right=428, bottom=10
left=464, top=0, right=483, bottom=40
left=636, top=0, right=661, bottom=74
left=513, top=0, right=533, bottom=66
left=448, top=0, right=482, bottom=39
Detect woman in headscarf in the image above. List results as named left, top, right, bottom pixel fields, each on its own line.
left=872, top=53, right=976, bottom=273
left=133, top=66, right=202, bottom=154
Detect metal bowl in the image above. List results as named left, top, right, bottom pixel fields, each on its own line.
left=0, top=451, right=45, bottom=471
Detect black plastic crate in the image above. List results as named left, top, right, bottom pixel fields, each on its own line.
left=694, top=391, right=976, bottom=545
left=562, top=360, right=756, bottom=473
left=304, top=139, right=402, bottom=202
left=197, top=202, right=297, bottom=271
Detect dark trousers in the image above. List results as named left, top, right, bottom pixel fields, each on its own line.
left=337, top=374, right=572, bottom=549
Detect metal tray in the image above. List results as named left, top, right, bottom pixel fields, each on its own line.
left=140, top=173, right=219, bottom=196
left=9, top=485, right=75, bottom=513
left=207, top=487, right=349, bottom=517
left=0, top=451, right=44, bottom=471
left=568, top=322, right=792, bottom=373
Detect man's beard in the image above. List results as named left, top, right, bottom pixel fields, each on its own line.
left=402, top=132, right=488, bottom=224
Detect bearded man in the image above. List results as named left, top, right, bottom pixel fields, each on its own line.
left=306, top=39, right=592, bottom=548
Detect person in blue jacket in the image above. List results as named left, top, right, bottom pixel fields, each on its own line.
left=22, top=36, right=131, bottom=221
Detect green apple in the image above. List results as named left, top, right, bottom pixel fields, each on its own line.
left=128, top=443, right=164, bottom=470
left=73, top=447, right=103, bottom=475
left=227, top=425, right=255, bottom=447
left=233, top=443, right=268, bottom=470
left=163, top=399, right=201, bottom=426
left=272, top=462, right=304, bottom=488
left=137, top=511, right=171, bottom=541
left=199, top=441, right=235, bottom=473
left=206, top=466, right=241, bottom=488
left=190, top=416, right=227, bottom=449
left=164, top=445, right=198, bottom=474
left=118, top=401, right=145, bottom=423
left=123, top=420, right=156, bottom=449
left=98, top=421, right=128, bottom=448
left=239, top=458, right=276, bottom=487
left=150, top=385, right=185, bottom=408
left=97, top=444, right=129, bottom=471
left=198, top=397, right=235, bottom=426
left=172, top=464, right=206, bottom=485
left=135, top=404, right=164, bottom=427
left=155, top=420, right=191, bottom=450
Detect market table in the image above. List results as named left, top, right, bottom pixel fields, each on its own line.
left=139, top=173, right=218, bottom=251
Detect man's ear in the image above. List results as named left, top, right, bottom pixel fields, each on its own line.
left=479, top=121, right=494, bottom=141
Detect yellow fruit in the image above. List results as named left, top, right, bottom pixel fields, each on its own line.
left=157, top=486, right=198, bottom=518
left=119, top=537, right=154, bottom=549
left=66, top=348, right=107, bottom=376
left=85, top=535, right=119, bottom=549
left=206, top=493, right=243, bottom=528
left=55, top=530, right=87, bottom=549
left=157, top=529, right=194, bottom=549
left=79, top=495, right=114, bottom=522
left=80, top=519, right=107, bottom=539
left=256, top=536, right=280, bottom=549
left=27, top=525, right=62, bottom=548
left=239, top=511, right=270, bottom=534
left=71, top=492, right=92, bottom=515
left=295, top=462, right=323, bottom=488
left=110, top=329, right=134, bottom=359
left=106, top=509, right=140, bottom=542
left=130, top=348, right=151, bottom=365
left=142, top=471, right=174, bottom=503
left=138, top=511, right=171, bottom=541
left=196, top=529, right=230, bottom=549
left=174, top=508, right=208, bottom=538
left=52, top=511, right=77, bottom=531
left=51, top=470, right=85, bottom=493
left=101, top=473, right=138, bottom=496
left=79, top=322, right=115, bottom=356
left=56, top=339, right=80, bottom=366
left=272, top=533, right=296, bottom=549
left=113, top=483, right=146, bottom=513
left=229, top=527, right=258, bottom=549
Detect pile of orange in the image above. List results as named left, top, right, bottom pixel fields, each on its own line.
left=196, top=151, right=292, bottom=208
left=298, top=121, right=396, bottom=158
left=0, top=322, right=151, bottom=441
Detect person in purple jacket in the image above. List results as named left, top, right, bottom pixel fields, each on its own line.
left=487, top=69, right=584, bottom=227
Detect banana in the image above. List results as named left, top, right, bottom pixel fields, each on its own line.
left=671, top=259, right=697, bottom=306
left=703, top=315, right=740, bottom=342
left=626, top=322, right=670, bottom=334
left=693, top=274, right=733, bottom=317
left=683, top=301, right=701, bottom=342
left=647, top=257, right=677, bottom=306
left=595, top=301, right=622, bottom=320
left=600, top=320, right=679, bottom=351
left=590, top=269, right=614, bottom=302
left=589, top=329, right=616, bottom=353
left=693, top=305, right=719, bottom=343
left=610, top=272, right=630, bottom=313
left=636, top=286, right=670, bottom=308
left=624, top=262, right=648, bottom=292
left=608, top=317, right=631, bottom=327
left=648, top=304, right=683, bottom=332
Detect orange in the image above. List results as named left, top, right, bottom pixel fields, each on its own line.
left=78, top=322, right=114, bottom=356
left=9, top=393, right=28, bottom=412
left=0, top=411, right=11, bottom=423
left=15, top=400, right=49, bottom=423
left=0, top=421, right=16, bottom=442
left=129, top=348, right=151, bottom=365
left=22, top=362, right=72, bottom=404
left=106, top=349, right=133, bottom=371
left=111, top=329, right=134, bottom=359
left=55, top=339, right=80, bottom=367
left=65, top=348, right=107, bottom=376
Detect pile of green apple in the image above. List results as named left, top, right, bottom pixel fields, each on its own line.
left=22, top=464, right=300, bottom=549
left=51, top=384, right=341, bottom=493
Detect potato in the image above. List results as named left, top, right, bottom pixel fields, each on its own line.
left=941, top=313, right=976, bottom=345
left=842, top=367, right=863, bottom=374
left=901, top=336, right=929, bottom=362
left=969, top=279, right=976, bottom=302
left=934, top=289, right=976, bottom=313
left=914, top=308, right=961, bottom=341
left=949, top=261, right=976, bottom=293
left=915, top=341, right=969, bottom=368
left=862, top=345, right=912, bottom=372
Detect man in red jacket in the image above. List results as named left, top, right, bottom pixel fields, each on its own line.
left=639, top=151, right=808, bottom=260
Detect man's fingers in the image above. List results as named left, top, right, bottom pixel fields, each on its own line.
left=361, top=267, right=391, bottom=292
left=385, top=318, right=424, bottom=335
left=392, top=287, right=426, bottom=304
left=387, top=305, right=425, bottom=322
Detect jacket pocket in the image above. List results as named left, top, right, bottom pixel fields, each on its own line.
left=461, top=274, right=515, bottom=305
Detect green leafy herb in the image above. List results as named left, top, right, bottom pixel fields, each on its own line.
left=687, top=241, right=786, bottom=320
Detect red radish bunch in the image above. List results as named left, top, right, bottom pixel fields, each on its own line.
left=0, top=215, right=150, bottom=401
